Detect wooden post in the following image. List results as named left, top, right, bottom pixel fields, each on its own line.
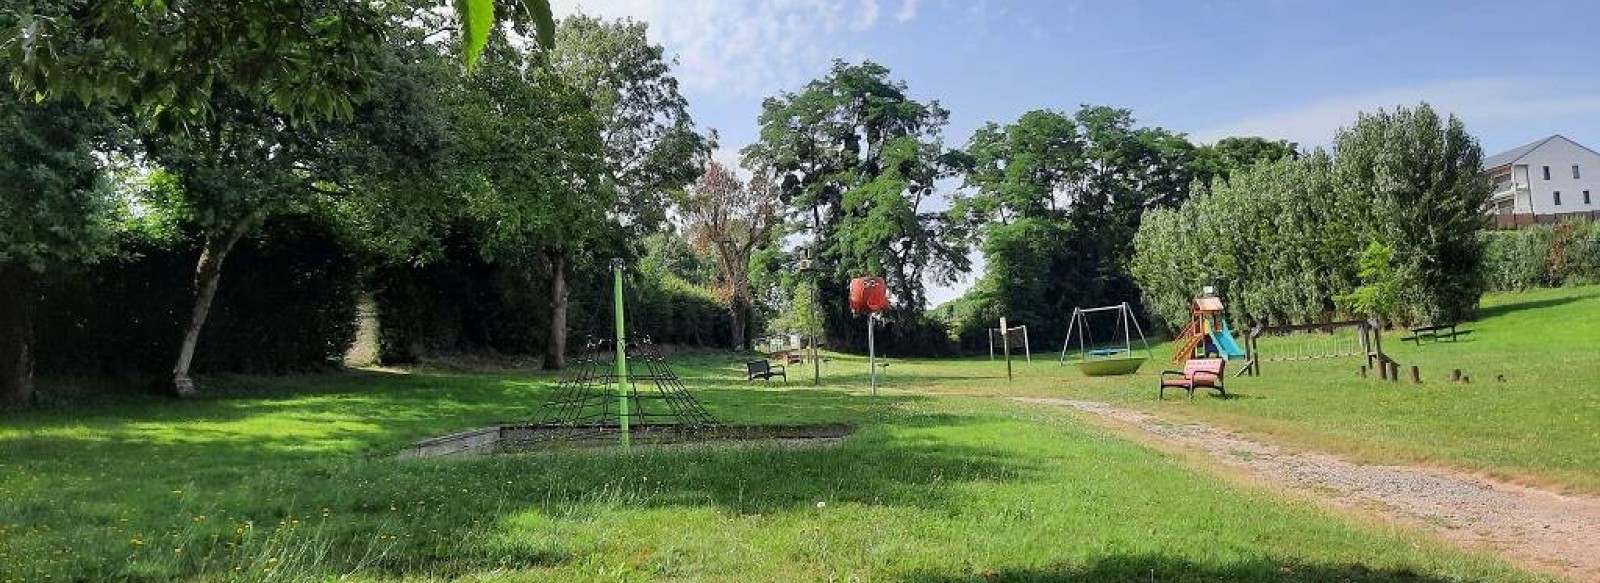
left=1359, top=365, right=1367, bottom=378
left=1387, top=361, right=1399, bottom=382
left=1370, top=319, right=1385, bottom=372
left=1409, top=365, right=1420, bottom=384
left=1451, top=369, right=1462, bottom=382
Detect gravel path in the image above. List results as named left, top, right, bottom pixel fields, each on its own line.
left=1018, top=398, right=1600, bottom=582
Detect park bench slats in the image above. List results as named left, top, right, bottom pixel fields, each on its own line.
left=1158, top=358, right=1226, bottom=399
left=746, top=359, right=787, bottom=383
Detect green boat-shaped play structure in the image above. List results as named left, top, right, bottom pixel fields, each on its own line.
left=1060, top=303, right=1152, bottom=377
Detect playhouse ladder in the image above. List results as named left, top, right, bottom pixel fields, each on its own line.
left=1170, top=319, right=1203, bottom=363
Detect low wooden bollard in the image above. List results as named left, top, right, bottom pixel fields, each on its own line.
left=1388, top=361, right=1400, bottom=382
left=1358, top=365, right=1367, bottom=378
left=1451, top=369, right=1462, bottom=382
left=1409, top=365, right=1421, bottom=384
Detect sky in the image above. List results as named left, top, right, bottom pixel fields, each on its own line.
left=551, top=0, right=1600, bottom=306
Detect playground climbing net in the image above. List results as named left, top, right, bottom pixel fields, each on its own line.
left=531, top=335, right=718, bottom=442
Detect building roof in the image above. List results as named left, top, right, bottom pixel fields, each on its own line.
left=1482, top=136, right=1557, bottom=170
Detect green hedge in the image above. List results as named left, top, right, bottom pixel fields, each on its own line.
left=36, top=213, right=359, bottom=378
left=1482, top=219, right=1600, bottom=292
left=373, top=238, right=735, bottom=364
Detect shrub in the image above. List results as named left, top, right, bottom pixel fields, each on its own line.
left=1480, top=218, right=1600, bottom=292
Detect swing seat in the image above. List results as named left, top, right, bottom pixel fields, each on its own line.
left=1075, top=357, right=1146, bottom=376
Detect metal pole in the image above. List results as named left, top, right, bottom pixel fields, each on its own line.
left=868, top=314, right=877, bottom=396
left=1022, top=325, right=1032, bottom=364
left=988, top=329, right=995, bottom=361
left=1001, top=317, right=1012, bottom=381
left=611, top=259, right=630, bottom=451
left=811, top=279, right=820, bottom=387
left=1122, top=303, right=1133, bottom=357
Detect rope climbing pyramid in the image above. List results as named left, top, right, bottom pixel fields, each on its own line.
left=534, top=335, right=718, bottom=439
left=525, top=258, right=717, bottom=448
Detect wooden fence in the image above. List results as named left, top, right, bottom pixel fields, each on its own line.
left=1486, top=210, right=1600, bottom=230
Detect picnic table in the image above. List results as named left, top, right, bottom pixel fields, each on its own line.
left=1401, top=323, right=1469, bottom=345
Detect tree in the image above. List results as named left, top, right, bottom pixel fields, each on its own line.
left=1333, top=103, right=1489, bottom=323
left=1192, top=136, right=1298, bottom=185
left=955, top=110, right=1084, bottom=224
left=5, top=1, right=433, bottom=395
left=0, top=98, right=111, bottom=406
left=5, top=1, right=385, bottom=125
left=1337, top=242, right=1402, bottom=322
left=450, top=38, right=608, bottom=370
left=677, top=161, right=781, bottom=350
left=949, top=107, right=1197, bottom=346
left=551, top=15, right=708, bottom=237
left=742, top=60, right=968, bottom=351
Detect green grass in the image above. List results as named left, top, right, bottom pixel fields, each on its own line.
left=4, top=286, right=1596, bottom=581
left=896, top=285, right=1600, bottom=494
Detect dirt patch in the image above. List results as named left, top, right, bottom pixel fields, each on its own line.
left=1019, top=398, right=1600, bottom=583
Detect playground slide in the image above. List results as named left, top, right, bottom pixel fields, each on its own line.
left=1209, top=324, right=1248, bottom=360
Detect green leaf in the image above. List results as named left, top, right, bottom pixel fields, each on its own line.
left=528, top=0, right=556, bottom=50
left=456, top=0, right=494, bottom=70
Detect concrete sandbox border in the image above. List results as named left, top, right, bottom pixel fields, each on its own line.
left=399, top=423, right=857, bottom=459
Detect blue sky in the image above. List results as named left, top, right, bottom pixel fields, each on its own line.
left=553, top=0, right=1600, bottom=305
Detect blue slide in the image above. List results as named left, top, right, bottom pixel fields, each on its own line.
left=1209, top=323, right=1248, bottom=360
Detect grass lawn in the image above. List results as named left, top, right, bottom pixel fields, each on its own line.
left=2, top=286, right=1593, bottom=581
left=888, top=285, right=1600, bottom=494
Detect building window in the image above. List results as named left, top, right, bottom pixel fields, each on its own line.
left=1554, top=191, right=1562, bottom=206
left=1575, top=165, right=1583, bottom=179
left=1543, top=166, right=1551, bottom=180
left=1586, top=190, right=1593, bottom=205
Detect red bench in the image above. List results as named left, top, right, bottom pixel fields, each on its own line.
left=1159, top=358, right=1227, bottom=399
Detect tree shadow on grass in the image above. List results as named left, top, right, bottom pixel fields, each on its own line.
left=1474, top=294, right=1585, bottom=321
left=899, top=554, right=1512, bottom=582
left=1, top=407, right=1034, bottom=581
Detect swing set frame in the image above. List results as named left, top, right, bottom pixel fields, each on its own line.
left=1058, top=303, right=1153, bottom=376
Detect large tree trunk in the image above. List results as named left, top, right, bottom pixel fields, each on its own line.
left=0, top=263, right=37, bottom=407
left=543, top=249, right=568, bottom=370
left=729, top=295, right=748, bottom=351
left=171, top=214, right=260, bottom=397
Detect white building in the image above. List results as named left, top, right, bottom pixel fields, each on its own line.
left=1483, top=135, right=1600, bottom=215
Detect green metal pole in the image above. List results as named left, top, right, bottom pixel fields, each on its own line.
left=612, top=258, right=630, bottom=450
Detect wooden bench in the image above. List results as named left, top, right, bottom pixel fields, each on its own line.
left=1159, top=358, right=1227, bottom=399
left=1401, top=323, right=1469, bottom=345
left=768, top=350, right=805, bottom=365
left=746, top=359, right=787, bottom=383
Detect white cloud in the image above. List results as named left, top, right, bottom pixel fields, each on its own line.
left=895, top=0, right=919, bottom=23
left=1193, top=77, right=1600, bottom=147
left=853, top=0, right=880, bottom=31
left=549, top=0, right=913, bottom=97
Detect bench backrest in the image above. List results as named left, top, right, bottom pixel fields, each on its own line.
left=746, top=360, right=770, bottom=374
left=1183, top=358, right=1225, bottom=377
